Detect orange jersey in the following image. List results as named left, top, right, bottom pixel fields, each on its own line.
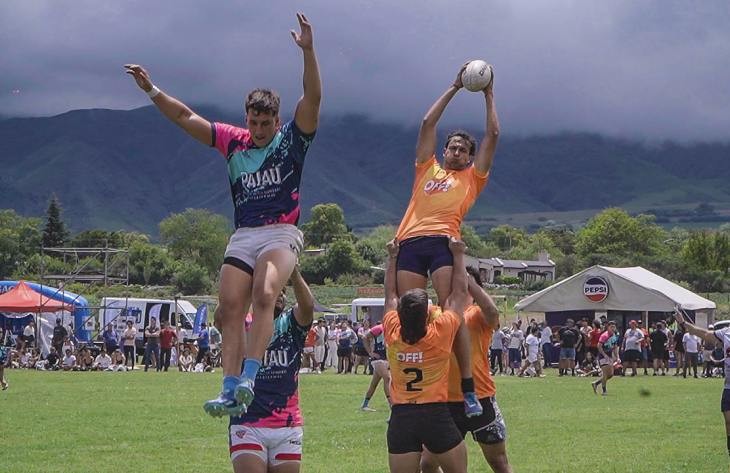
left=384, top=309, right=460, bottom=405
left=447, top=305, right=496, bottom=401
left=395, top=156, right=488, bottom=241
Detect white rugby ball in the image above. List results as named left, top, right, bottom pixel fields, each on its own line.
left=461, top=60, right=493, bottom=92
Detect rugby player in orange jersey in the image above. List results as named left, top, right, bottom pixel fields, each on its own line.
left=420, top=266, right=512, bottom=473
left=383, top=238, right=470, bottom=473
left=394, top=63, right=500, bottom=417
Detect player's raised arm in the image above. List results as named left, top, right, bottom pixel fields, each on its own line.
left=466, top=266, right=500, bottom=329
left=291, top=13, right=321, bottom=135
left=674, top=308, right=717, bottom=346
left=444, top=238, right=468, bottom=321
left=473, top=74, right=500, bottom=175
left=291, top=266, right=315, bottom=327
left=384, top=240, right=400, bottom=313
left=414, top=64, right=466, bottom=164
left=124, top=64, right=212, bottom=146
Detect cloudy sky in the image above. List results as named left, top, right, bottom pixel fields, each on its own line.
left=1, top=0, right=728, bottom=141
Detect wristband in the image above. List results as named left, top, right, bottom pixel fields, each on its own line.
left=147, top=85, right=160, bottom=99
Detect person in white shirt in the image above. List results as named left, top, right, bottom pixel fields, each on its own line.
left=490, top=325, right=505, bottom=375
left=325, top=321, right=339, bottom=369
left=518, top=327, right=544, bottom=377
left=622, top=320, right=644, bottom=376
left=93, top=349, right=113, bottom=371
left=21, top=320, right=36, bottom=350
left=507, top=323, right=524, bottom=375
left=62, top=349, right=77, bottom=371
left=540, top=323, right=553, bottom=368
left=683, top=331, right=701, bottom=379
left=179, top=348, right=194, bottom=372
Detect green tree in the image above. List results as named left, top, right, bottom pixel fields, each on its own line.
left=355, top=225, right=396, bottom=266
left=70, top=230, right=126, bottom=248
left=488, top=225, right=526, bottom=252
left=159, top=209, right=229, bottom=275
left=325, top=238, right=368, bottom=277
left=172, top=260, right=211, bottom=294
left=300, top=203, right=350, bottom=247
left=0, top=210, right=42, bottom=278
left=575, top=208, right=664, bottom=261
left=42, top=195, right=69, bottom=248
left=461, top=225, right=498, bottom=257
left=129, top=240, right=173, bottom=285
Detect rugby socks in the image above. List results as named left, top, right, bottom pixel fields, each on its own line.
left=243, top=358, right=261, bottom=381
left=223, top=375, right=239, bottom=395
left=461, top=377, right=475, bottom=394
left=362, top=397, right=371, bottom=409
left=727, top=436, right=730, bottom=456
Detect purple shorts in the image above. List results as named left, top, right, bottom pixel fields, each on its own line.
left=396, top=236, right=453, bottom=278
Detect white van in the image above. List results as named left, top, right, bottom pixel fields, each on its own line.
left=99, top=297, right=200, bottom=350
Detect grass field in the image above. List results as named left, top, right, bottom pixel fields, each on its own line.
left=0, top=369, right=727, bottom=473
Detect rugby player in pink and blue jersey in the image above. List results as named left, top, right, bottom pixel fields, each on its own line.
left=125, top=12, right=321, bottom=417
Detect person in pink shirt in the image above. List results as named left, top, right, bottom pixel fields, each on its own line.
left=591, top=322, right=620, bottom=396
left=125, top=13, right=321, bottom=417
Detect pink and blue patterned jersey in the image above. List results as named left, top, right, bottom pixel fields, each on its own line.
left=231, top=308, right=311, bottom=428
left=212, top=120, right=315, bottom=229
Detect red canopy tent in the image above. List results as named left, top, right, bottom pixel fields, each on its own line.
left=0, top=280, right=70, bottom=313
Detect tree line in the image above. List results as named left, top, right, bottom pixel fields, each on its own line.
left=1, top=197, right=728, bottom=295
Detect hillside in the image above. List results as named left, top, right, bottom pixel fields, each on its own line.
left=1, top=107, right=729, bottom=235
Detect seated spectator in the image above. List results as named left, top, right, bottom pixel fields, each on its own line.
left=93, top=348, right=113, bottom=371
left=179, top=348, right=194, bottom=372
left=77, top=347, right=94, bottom=371
left=21, top=320, right=36, bottom=350
left=193, top=351, right=214, bottom=373
left=62, top=349, right=77, bottom=371
left=110, top=349, right=127, bottom=372
left=18, top=349, right=32, bottom=369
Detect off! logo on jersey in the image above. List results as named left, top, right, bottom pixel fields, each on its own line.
left=584, top=276, right=609, bottom=302
left=423, top=177, right=454, bottom=195
left=396, top=352, right=424, bottom=363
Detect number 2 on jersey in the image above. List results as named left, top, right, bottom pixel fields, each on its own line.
left=403, top=367, right=423, bottom=391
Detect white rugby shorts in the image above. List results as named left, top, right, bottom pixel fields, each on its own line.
left=223, top=224, right=303, bottom=275
left=229, top=425, right=303, bottom=466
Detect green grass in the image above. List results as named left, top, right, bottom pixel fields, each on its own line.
left=0, top=370, right=727, bottom=472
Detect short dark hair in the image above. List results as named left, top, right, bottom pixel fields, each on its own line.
left=397, top=289, right=429, bottom=345
left=466, top=266, right=483, bottom=287
left=245, top=89, right=280, bottom=116
left=445, top=130, right=477, bottom=156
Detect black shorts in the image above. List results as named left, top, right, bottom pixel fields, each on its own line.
left=651, top=347, right=666, bottom=360
left=448, top=397, right=507, bottom=445
left=721, top=389, right=730, bottom=413
left=387, top=403, right=463, bottom=454
left=624, top=349, right=642, bottom=363
left=396, top=236, right=453, bottom=278
left=337, top=347, right=352, bottom=357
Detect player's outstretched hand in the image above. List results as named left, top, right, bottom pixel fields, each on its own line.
left=448, top=237, right=467, bottom=255
left=452, top=62, right=469, bottom=90
left=386, top=239, right=399, bottom=259
left=291, top=12, right=313, bottom=50
left=124, top=64, right=153, bottom=92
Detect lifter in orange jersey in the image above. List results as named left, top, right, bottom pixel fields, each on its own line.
left=384, top=238, right=469, bottom=473
left=394, top=63, right=500, bottom=417
left=420, top=266, right=512, bottom=473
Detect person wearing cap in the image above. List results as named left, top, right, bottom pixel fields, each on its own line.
left=622, top=320, right=644, bottom=376
left=196, top=321, right=210, bottom=365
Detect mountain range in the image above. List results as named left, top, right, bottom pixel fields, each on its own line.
left=1, top=106, right=729, bottom=236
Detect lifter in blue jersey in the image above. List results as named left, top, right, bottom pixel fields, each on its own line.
left=229, top=266, right=314, bottom=472
left=125, top=13, right=322, bottom=416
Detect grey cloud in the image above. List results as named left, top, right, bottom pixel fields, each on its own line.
left=1, top=0, right=728, bottom=140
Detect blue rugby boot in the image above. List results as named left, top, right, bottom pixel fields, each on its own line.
left=463, top=391, right=483, bottom=418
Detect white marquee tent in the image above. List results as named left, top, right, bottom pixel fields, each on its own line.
left=515, top=265, right=716, bottom=325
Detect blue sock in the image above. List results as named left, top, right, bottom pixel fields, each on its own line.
left=243, top=359, right=261, bottom=381
left=223, top=375, right=239, bottom=395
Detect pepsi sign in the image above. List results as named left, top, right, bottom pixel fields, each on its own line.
left=584, top=276, right=609, bottom=302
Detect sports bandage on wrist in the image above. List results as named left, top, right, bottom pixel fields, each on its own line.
left=146, top=85, right=160, bottom=99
